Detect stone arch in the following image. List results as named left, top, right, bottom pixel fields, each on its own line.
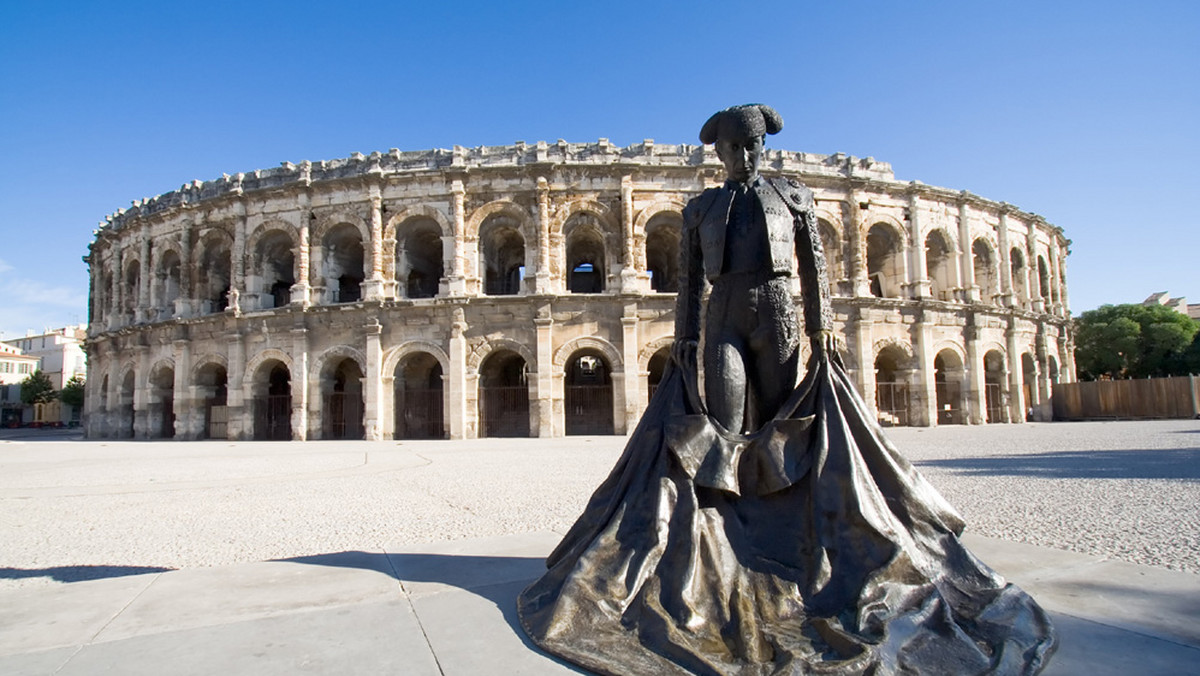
left=243, top=348, right=294, bottom=389
left=312, top=345, right=367, bottom=381
left=153, top=241, right=184, bottom=319
left=392, top=213, right=446, bottom=299
left=383, top=341, right=451, bottom=381
left=147, top=358, right=176, bottom=439
left=468, top=338, right=537, bottom=374
left=864, top=217, right=907, bottom=299
left=247, top=220, right=299, bottom=310
left=872, top=337, right=915, bottom=362
left=121, top=256, right=142, bottom=316
left=640, top=205, right=684, bottom=293
left=638, top=335, right=677, bottom=373
left=934, top=346, right=967, bottom=424
left=971, top=237, right=999, bottom=304
left=550, top=198, right=617, bottom=236
left=983, top=345, right=1008, bottom=423
left=633, top=198, right=688, bottom=232
left=312, top=210, right=370, bottom=246
left=194, top=227, right=234, bottom=313
left=474, top=201, right=532, bottom=296
left=384, top=204, right=453, bottom=242
left=467, top=200, right=534, bottom=241
left=552, top=336, right=623, bottom=373
left=815, top=211, right=844, bottom=285
left=924, top=227, right=957, bottom=301
left=1010, top=245, right=1028, bottom=305
left=190, top=354, right=229, bottom=382
left=873, top=339, right=913, bottom=427
left=930, top=340, right=967, bottom=366
left=562, top=207, right=613, bottom=293
left=247, top=218, right=300, bottom=257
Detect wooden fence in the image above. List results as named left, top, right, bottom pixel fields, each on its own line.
left=1052, top=375, right=1200, bottom=420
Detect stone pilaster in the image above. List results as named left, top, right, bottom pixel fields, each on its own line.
left=363, top=318, right=383, bottom=440
left=535, top=303, right=555, bottom=437
left=621, top=304, right=640, bottom=431
left=619, top=175, right=639, bottom=293
left=362, top=184, right=385, bottom=300
left=137, top=235, right=151, bottom=323
left=173, top=338, right=192, bottom=439
left=226, top=331, right=247, bottom=440
left=997, top=208, right=1013, bottom=308
left=911, top=314, right=935, bottom=426
left=292, top=325, right=309, bottom=441
left=846, top=194, right=871, bottom=298
left=1005, top=322, right=1025, bottom=423
left=292, top=184, right=312, bottom=307
left=964, top=319, right=985, bottom=424
left=447, top=307, right=469, bottom=437
left=958, top=199, right=978, bottom=303
left=906, top=190, right=930, bottom=299
left=533, top=176, right=552, bottom=294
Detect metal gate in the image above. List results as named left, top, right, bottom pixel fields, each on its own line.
left=205, top=402, right=228, bottom=440
left=326, top=392, right=363, bottom=440
left=985, top=383, right=1004, bottom=423
left=875, top=381, right=909, bottom=427
left=936, top=381, right=964, bottom=424
left=158, top=397, right=175, bottom=439
left=254, top=394, right=291, bottom=440
left=395, top=387, right=444, bottom=439
left=565, top=384, right=613, bottom=435
left=480, top=385, right=529, bottom=437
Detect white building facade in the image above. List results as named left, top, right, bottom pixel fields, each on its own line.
left=83, top=142, right=1073, bottom=440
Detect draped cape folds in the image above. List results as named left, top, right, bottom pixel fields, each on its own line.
left=516, top=354, right=1057, bottom=675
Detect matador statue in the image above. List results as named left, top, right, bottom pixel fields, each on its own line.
left=517, top=104, right=1057, bottom=675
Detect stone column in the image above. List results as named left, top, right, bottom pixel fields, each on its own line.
left=112, top=247, right=124, bottom=329
left=912, top=313, right=936, bottom=426
left=1034, top=328, right=1051, bottom=420
left=231, top=198, right=247, bottom=315
left=906, top=190, right=930, bottom=299
left=1057, top=243, right=1071, bottom=316
left=133, top=345, right=150, bottom=438
left=363, top=318, right=383, bottom=440
left=533, top=176, right=552, bottom=294
left=137, top=234, right=151, bottom=323
left=619, top=175, right=639, bottom=293
left=997, top=209, right=1013, bottom=308
left=846, top=194, right=871, bottom=297
left=1005, top=322, right=1025, bottom=423
left=447, top=307, right=469, bottom=438
left=362, top=184, right=385, bottom=300
left=292, top=187, right=312, bottom=307
left=1027, top=223, right=1043, bottom=313
left=291, top=326, right=309, bottom=441
left=853, top=305, right=875, bottom=414
left=621, top=304, right=640, bottom=430
left=446, top=179, right=470, bottom=296
left=173, top=338, right=192, bottom=439
left=964, top=320, right=985, bottom=424
left=226, top=332, right=247, bottom=440
left=958, top=199, right=978, bottom=303
left=535, top=303, right=555, bottom=437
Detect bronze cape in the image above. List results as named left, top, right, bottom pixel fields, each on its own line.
left=516, top=351, right=1057, bottom=675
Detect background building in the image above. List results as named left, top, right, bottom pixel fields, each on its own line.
left=2, top=325, right=87, bottom=424
left=0, top=343, right=41, bottom=426
left=83, top=142, right=1073, bottom=440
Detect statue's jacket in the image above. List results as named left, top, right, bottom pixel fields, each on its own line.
left=675, top=175, right=833, bottom=343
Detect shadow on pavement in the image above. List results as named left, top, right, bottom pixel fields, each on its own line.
left=916, top=447, right=1200, bottom=480
left=0, top=564, right=175, bottom=583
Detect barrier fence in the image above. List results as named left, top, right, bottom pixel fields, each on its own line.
left=1052, top=375, right=1200, bottom=420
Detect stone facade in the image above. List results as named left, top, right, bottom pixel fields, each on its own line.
left=83, top=140, right=1073, bottom=440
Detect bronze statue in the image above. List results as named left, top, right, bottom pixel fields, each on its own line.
left=518, top=105, right=1057, bottom=675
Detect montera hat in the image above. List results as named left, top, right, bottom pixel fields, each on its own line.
left=699, top=104, right=783, bottom=144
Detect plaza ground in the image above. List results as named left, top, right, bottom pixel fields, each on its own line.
left=1, top=420, right=1198, bottom=673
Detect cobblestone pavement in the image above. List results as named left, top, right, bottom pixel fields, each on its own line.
left=1, top=419, right=1197, bottom=591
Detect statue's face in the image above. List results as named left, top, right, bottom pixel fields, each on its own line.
left=715, top=134, right=763, bottom=183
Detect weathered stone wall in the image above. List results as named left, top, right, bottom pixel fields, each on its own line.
left=83, top=141, right=1073, bottom=440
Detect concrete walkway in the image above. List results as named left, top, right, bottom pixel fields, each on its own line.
left=2, top=530, right=1197, bottom=675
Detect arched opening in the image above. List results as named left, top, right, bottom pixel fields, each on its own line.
left=1037, top=255, right=1051, bottom=302
left=196, top=363, right=228, bottom=440
left=478, top=350, right=529, bottom=437
left=647, top=347, right=671, bottom=402
left=149, top=366, right=175, bottom=439
left=394, top=352, right=445, bottom=439
left=934, top=349, right=966, bottom=424
left=644, top=212, right=681, bottom=293
left=97, top=271, right=113, bottom=324
left=565, top=214, right=607, bottom=294
left=972, top=239, right=998, bottom=305
left=322, top=357, right=364, bottom=440
left=123, top=261, right=140, bottom=318
left=197, top=238, right=232, bottom=314
left=866, top=223, right=904, bottom=299
left=925, top=230, right=955, bottom=301
left=323, top=223, right=365, bottom=304
left=1010, top=248, right=1027, bottom=307
left=1022, top=352, right=1038, bottom=420
left=565, top=350, right=614, bottom=435
left=984, top=350, right=1006, bottom=423
left=480, top=216, right=525, bottom=296
left=119, top=370, right=135, bottom=438
left=1047, top=356, right=1060, bottom=385
left=98, top=374, right=110, bottom=433
left=255, top=230, right=296, bottom=309
left=253, top=361, right=292, bottom=440
left=817, top=219, right=843, bottom=291
left=874, top=346, right=911, bottom=426
left=397, top=218, right=444, bottom=299
left=155, top=250, right=182, bottom=320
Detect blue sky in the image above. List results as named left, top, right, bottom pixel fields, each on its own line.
left=0, top=1, right=1196, bottom=339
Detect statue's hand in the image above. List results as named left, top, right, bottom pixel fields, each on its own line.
left=672, top=338, right=699, bottom=372
left=810, top=330, right=837, bottom=359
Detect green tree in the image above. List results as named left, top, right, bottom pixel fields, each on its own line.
left=1075, top=304, right=1199, bottom=380
left=19, top=370, right=58, bottom=406
left=60, top=374, right=85, bottom=410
